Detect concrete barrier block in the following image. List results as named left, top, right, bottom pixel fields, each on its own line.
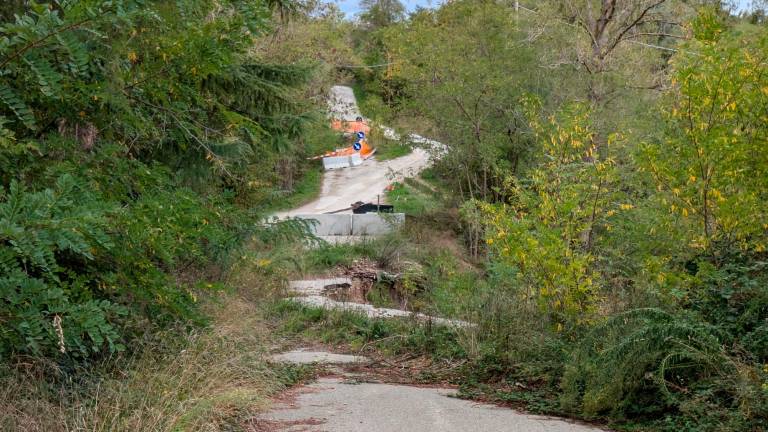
left=351, top=213, right=405, bottom=236
left=323, top=156, right=351, bottom=170
left=295, top=214, right=353, bottom=236
left=349, top=154, right=363, bottom=166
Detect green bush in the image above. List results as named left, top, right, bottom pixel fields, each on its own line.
left=0, top=175, right=124, bottom=359
left=0, top=159, right=256, bottom=360
left=0, top=0, right=323, bottom=365
left=559, top=308, right=764, bottom=428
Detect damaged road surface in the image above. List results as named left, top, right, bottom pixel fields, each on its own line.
left=255, top=377, right=605, bottom=432
left=260, top=85, right=609, bottom=432
left=259, top=348, right=607, bottom=432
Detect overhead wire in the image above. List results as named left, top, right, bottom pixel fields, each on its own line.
left=514, top=4, right=693, bottom=55
left=331, top=3, right=705, bottom=71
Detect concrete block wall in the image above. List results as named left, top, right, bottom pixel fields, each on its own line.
left=295, top=213, right=404, bottom=236
left=295, top=214, right=352, bottom=236
left=351, top=213, right=405, bottom=235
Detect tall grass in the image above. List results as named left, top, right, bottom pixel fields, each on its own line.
left=0, top=294, right=308, bottom=431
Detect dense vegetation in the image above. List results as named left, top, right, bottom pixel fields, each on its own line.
left=0, top=0, right=336, bottom=363
left=347, top=1, right=768, bottom=430
left=2, top=0, right=767, bottom=431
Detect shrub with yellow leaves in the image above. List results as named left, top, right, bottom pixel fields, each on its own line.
left=480, top=100, right=622, bottom=332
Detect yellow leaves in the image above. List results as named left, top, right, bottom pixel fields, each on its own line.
left=762, top=87, right=768, bottom=97
left=688, top=175, right=697, bottom=183
left=682, top=208, right=689, bottom=217
left=486, top=238, right=494, bottom=246
left=127, top=51, right=138, bottom=64
left=739, top=67, right=753, bottom=79
left=619, top=203, right=634, bottom=211
left=256, top=258, right=272, bottom=268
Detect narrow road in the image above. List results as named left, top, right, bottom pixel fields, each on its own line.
left=276, top=86, right=432, bottom=217
left=259, top=376, right=605, bottom=432
left=261, top=86, right=608, bottom=432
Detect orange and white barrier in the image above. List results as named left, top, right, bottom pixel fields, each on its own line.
left=313, top=119, right=376, bottom=170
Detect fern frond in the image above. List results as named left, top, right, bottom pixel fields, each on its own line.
left=562, top=307, right=732, bottom=416
left=23, top=54, right=62, bottom=97
left=55, top=31, right=88, bottom=75
left=0, top=84, right=36, bottom=130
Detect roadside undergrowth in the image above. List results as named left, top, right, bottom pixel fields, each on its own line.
left=0, top=233, right=320, bottom=432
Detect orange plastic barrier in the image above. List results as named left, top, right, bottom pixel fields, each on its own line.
left=308, top=118, right=375, bottom=168
left=315, top=139, right=375, bottom=160
left=331, top=119, right=371, bottom=136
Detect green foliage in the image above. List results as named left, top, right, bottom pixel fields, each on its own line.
left=690, top=256, right=768, bottom=362
left=359, top=0, right=405, bottom=29
left=385, top=180, right=439, bottom=216
left=0, top=175, right=124, bottom=358
left=382, top=0, right=542, bottom=202
left=639, top=20, right=768, bottom=255
left=561, top=307, right=767, bottom=430
left=269, top=300, right=466, bottom=360
left=562, top=309, right=727, bottom=417
left=0, top=0, right=326, bottom=364
left=0, top=0, right=320, bottom=192
left=481, top=102, right=620, bottom=330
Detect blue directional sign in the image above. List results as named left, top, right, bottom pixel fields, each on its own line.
left=356, top=131, right=366, bottom=140
left=353, top=142, right=362, bottom=151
